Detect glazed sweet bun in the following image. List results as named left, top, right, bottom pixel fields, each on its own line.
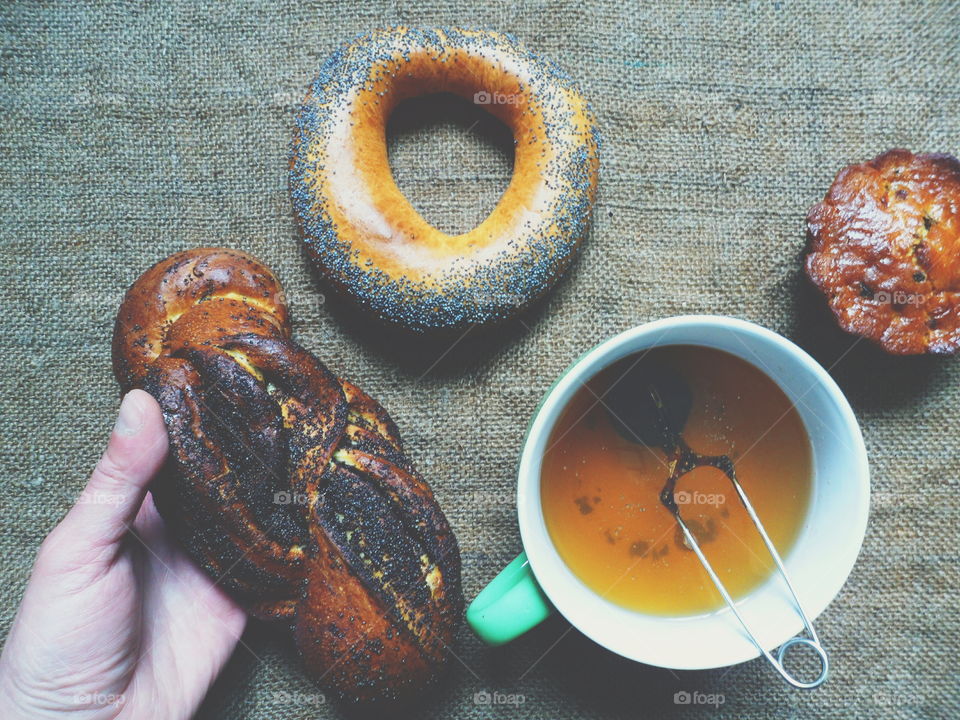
left=805, top=148, right=960, bottom=355
left=291, top=27, right=600, bottom=331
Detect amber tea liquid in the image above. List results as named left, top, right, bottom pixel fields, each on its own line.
left=540, top=345, right=812, bottom=616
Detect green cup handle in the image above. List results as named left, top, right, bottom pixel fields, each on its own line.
left=466, top=551, right=554, bottom=646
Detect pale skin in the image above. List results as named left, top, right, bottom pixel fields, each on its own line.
left=0, top=390, right=247, bottom=719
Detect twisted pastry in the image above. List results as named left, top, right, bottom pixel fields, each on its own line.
left=111, top=247, right=463, bottom=703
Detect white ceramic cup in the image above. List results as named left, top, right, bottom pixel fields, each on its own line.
left=467, top=314, right=870, bottom=672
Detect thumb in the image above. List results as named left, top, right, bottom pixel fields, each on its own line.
left=59, top=389, right=169, bottom=551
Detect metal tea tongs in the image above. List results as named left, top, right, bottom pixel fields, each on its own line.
left=606, top=359, right=829, bottom=689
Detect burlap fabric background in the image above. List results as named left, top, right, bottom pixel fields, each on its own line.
left=2, top=1, right=959, bottom=718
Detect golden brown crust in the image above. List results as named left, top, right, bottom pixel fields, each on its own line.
left=111, top=248, right=463, bottom=703
left=805, top=149, right=960, bottom=354
left=291, top=27, right=601, bottom=331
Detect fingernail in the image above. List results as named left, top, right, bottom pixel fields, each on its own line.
left=114, top=392, right=144, bottom=436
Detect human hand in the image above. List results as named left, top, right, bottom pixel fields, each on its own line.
left=0, top=390, right=247, bottom=719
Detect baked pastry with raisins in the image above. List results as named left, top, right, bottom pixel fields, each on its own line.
left=805, top=148, right=960, bottom=354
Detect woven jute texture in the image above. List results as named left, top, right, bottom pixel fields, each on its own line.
left=2, top=1, right=959, bottom=718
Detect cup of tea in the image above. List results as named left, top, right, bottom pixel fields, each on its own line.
left=466, top=315, right=869, bottom=672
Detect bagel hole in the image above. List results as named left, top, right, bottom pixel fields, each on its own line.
left=387, top=92, right=514, bottom=235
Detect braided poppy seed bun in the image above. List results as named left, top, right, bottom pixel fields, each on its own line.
left=112, top=248, right=463, bottom=704
left=291, top=27, right=600, bottom=332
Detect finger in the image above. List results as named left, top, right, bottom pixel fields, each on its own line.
left=60, top=389, right=169, bottom=550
